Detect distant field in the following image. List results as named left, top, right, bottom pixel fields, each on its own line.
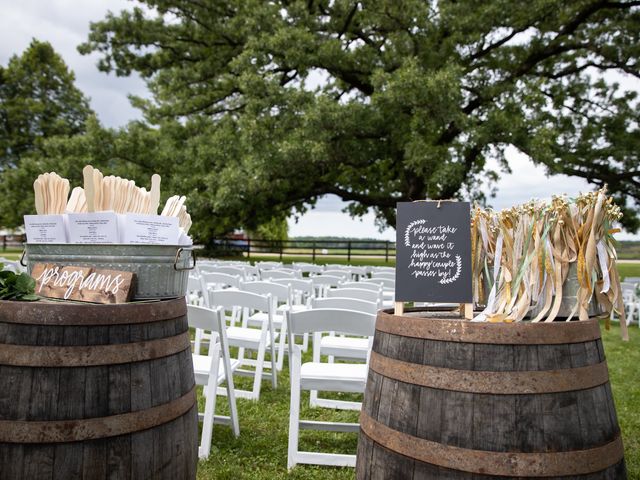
left=618, top=241, right=640, bottom=260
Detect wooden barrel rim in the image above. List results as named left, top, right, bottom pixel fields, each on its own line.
left=360, top=412, right=624, bottom=477
left=377, top=309, right=602, bottom=344
left=0, top=332, right=191, bottom=367
left=369, top=351, right=610, bottom=394
left=0, top=297, right=187, bottom=326
left=0, top=386, right=196, bottom=443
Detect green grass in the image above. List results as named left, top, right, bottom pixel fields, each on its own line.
left=617, top=261, right=640, bottom=280
left=0, top=248, right=22, bottom=261
left=196, top=321, right=640, bottom=479
left=602, top=322, right=640, bottom=477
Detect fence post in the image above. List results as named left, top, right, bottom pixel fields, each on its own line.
left=247, top=238, right=251, bottom=259
left=312, top=242, right=316, bottom=262
left=2, top=235, right=6, bottom=252
left=279, top=240, right=283, bottom=261
left=347, top=241, right=351, bottom=262
left=385, top=241, right=389, bottom=262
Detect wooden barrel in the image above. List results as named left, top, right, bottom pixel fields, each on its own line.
left=357, top=308, right=626, bottom=479
left=0, top=297, right=198, bottom=480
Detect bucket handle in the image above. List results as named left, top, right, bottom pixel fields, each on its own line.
left=19, top=250, right=27, bottom=267
left=173, top=248, right=196, bottom=271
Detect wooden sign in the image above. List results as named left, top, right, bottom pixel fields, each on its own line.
left=31, top=263, right=135, bottom=304
left=395, top=201, right=472, bottom=316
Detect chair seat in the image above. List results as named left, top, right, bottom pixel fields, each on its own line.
left=247, top=311, right=284, bottom=328
left=226, top=326, right=277, bottom=348
left=193, top=354, right=240, bottom=385
left=319, top=336, right=369, bottom=360
left=300, top=362, right=368, bottom=392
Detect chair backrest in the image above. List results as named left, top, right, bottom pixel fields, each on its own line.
left=288, top=308, right=376, bottom=337
left=312, top=297, right=378, bottom=315
left=241, top=281, right=292, bottom=306
left=187, top=304, right=225, bottom=334
left=341, top=281, right=383, bottom=292
left=322, top=270, right=350, bottom=280
left=271, top=278, right=314, bottom=297
left=201, top=271, right=241, bottom=289
left=212, top=266, right=246, bottom=279
left=369, top=278, right=395, bottom=289
left=262, top=269, right=300, bottom=280
left=197, top=264, right=223, bottom=273
left=371, top=272, right=395, bottom=280
left=371, top=266, right=395, bottom=273
left=311, top=275, right=344, bottom=287
left=188, top=275, right=203, bottom=292
left=292, top=263, right=324, bottom=274
left=210, top=289, right=271, bottom=313
left=256, top=261, right=283, bottom=270
left=327, top=287, right=381, bottom=305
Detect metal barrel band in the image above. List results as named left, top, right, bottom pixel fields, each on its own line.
left=0, top=331, right=191, bottom=367
left=0, top=386, right=196, bottom=444
left=359, top=412, right=624, bottom=477
left=369, top=351, right=610, bottom=394
left=0, top=296, right=187, bottom=325
left=376, top=309, right=602, bottom=344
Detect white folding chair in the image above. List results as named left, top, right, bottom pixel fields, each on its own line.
left=262, top=268, right=301, bottom=280
left=188, top=305, right=240, bottom=459
left=322, top=270, right=350, bottom=280
left=286, top=308, right=376, bottom=469
left=371, top=271, right=395, bottom=280
left=210, top=289, right=278, bottom=400
left=211, top=265, right=247, bottom=280
left=292, top=263, right=324, bottom=276
left=311, top=275, right=344, bottom=298
left=187, top=275, right=205, bottom=306
left=256, top=261, right=283, bottom=271
left=310, top=297, right=377, bottom=410
left=272, top=278, right=314, bottom=351
left=240, top=281, right=292, bottom=371
left=327, top=287, right=382, bottom=308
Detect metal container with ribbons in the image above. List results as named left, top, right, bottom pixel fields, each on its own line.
left=23, top=243, right=196, bottom=300
left=357, top=307, right=626, bottom=479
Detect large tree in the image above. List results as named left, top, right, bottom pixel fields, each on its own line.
left=0, top=39, right=93, bottom=169
left=78, top=1, right=638, bottom=232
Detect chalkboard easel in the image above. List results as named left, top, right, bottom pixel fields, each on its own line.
left=394, top=200, right=473, bottom=320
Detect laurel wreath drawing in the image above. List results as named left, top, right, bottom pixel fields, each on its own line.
left=404, top=219, right=426, bottom=246
left=439, top=255, right=462, bottom=284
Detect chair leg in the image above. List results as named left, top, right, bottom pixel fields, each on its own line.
left=287, top=349, right=301, bottom=470
left=251, top=344, right=266, bottom=401
left=276, top=320, right=287, bottom=371
left=199, top=346, right=221, bottom=459
left=194, top=328, right=203, bottom=355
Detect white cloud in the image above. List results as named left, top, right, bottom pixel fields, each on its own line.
left=0, top=0, right=148, bottom=128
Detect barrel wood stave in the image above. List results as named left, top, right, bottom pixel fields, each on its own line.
left=0, top=298, right=197, bottom=480
left=357, top=309, right=627, bottom=479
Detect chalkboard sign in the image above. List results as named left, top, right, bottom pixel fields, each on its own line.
left=395, top=201, right=472, bottom=303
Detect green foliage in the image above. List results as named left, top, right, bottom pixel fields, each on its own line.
left=77, top=0, right=640, bottom=232
left=0, top=264, right=38, bottom=301
left=0, top=39, right=92, bottom=168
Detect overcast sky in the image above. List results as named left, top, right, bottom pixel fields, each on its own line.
left=1, top=0, right=637, bottom=240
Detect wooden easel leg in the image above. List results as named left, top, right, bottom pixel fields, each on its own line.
left=460, top=303, right=473, bottom=320
left=394, top=302, right=404, bottom=316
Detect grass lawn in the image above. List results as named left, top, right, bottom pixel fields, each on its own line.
left=196, top=319, right=639, bottom=479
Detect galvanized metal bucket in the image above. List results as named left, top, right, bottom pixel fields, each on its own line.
left=527, top=263, right=604, bottom=319
left=23, top=244, right=196, bottom=300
